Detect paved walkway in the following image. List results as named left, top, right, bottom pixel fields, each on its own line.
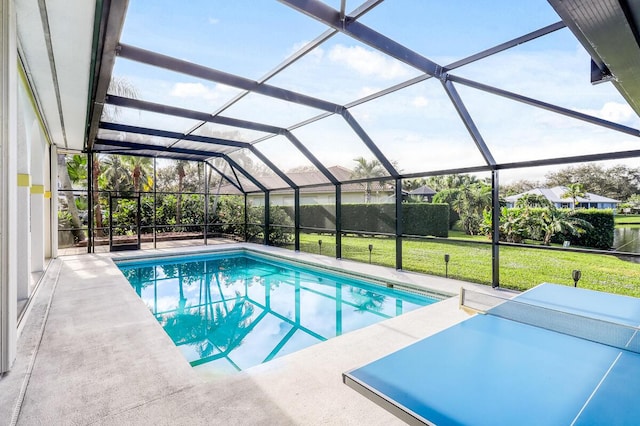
left=0, top=244, right=509, bottom=425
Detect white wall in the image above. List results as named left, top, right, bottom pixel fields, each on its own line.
left=0, top=0, right=18, bottom=374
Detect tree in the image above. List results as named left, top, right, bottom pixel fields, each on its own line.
left=561, top=183, right=588, bottom=210
left=452, top=182, right=492, bottom=235
left=102, top=77, right=138, bottom=122
left=539, top=208, right=592, bottom=245
left=57, top=154, right=86, bottom=242
left=515, top=194, right=552, bottom=209
left=175, top=159, right=189, bottom=226
left=622, top=194, right=640, bottom=213
left=351, top=157, right=387, bottom=203
left=123, top=155, right=153, bottom=193
left=402, top=178, right=426, bottom=192
left=95, top=77, right=139, bottom=235
left=545, top=164, right=640, bottom=201
left=500, top=179, right=540, bottom=197
left=426, top=174, right=478, bottom=192
left=101, top=154, right=132, bottom=195
left=91, top=154, right=105, bottom=236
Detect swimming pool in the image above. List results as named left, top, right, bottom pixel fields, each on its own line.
left=116, top=250, right=441, bottom=375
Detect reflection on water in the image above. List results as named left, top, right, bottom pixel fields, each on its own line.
left=614, top=227, right=640, bottom=263
left=118, top=254, right=438, bottom=375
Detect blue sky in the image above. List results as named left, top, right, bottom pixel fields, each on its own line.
left=108, top=0, right=640, bottom=183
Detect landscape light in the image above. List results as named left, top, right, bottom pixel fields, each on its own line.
left=572, top=269, right=582, bottom=287
left=444, top=254, right=450, bottom=278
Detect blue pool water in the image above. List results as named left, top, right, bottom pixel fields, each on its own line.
left=117, top=251, right=439, bottom=375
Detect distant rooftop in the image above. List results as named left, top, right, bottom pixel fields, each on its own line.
left=505, top=186, right=620, bottom=204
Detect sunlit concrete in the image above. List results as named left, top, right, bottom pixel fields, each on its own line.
left=0, top=243, right=510, bottom=424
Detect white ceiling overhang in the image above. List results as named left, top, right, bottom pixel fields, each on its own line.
left=16, top=0, right=96, bottom=151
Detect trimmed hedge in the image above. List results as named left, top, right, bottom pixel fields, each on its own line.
left=286, top=203, right=448, bottom=237
left=552, top=209, right=615, bottom=249
left=403, top=203, right=449, bottom=237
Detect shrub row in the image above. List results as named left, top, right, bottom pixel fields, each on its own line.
left=284, top=203, right=449, bottom=237
left=94, top=196, right=450, bottom=240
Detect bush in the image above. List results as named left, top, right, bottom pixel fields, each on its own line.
left=551, top=209, right=614, bottom=249
left=487, top=207, right=614, bottom=249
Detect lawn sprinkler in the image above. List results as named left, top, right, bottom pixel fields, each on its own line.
left=368, top=244, right=373, bottom=264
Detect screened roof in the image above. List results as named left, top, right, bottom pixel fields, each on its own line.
left=23, top=0, right=640, bottom=194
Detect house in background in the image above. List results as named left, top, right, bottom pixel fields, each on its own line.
left=408, top=185, right=437, bottom=202
left=505, top=186, right=620, bottom=210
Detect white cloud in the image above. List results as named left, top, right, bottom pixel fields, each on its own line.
left=208, top=17, right=219, bottom=25
left=169, top=82, right=229, bottom=101
left=411, top=96, right=429, bottom=108
left=287, top=40, right=324, bottom=61
left=581, top=101, right=638, bottom=124
left=328, top=44, right=413, bottom=80
left=357, top=86, right=381, bottom=98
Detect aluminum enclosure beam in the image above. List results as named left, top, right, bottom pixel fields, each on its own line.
left=249, top=146, right=299, bottom=190
left=491, top=170, right=500, bottom=288
left=341, top=109, right=399, bottom=177
left=252, top=20, right=566, bottom=149
left=444, top=21, right=566, bottom=71
left=117, top=44, right=344, bottom=114
left=94, top=138, right=220, bottom=158
left=99, top=122, right=250, bottom=148
left=448, top=75, right=640, bottom=138
left=105, top=95, right=284, bottom=134
left=279, top=0, right=443, bottom=77
left=86, top=0, right=129, bottom=150
left=104, top=95, right=339, bottom=185
left=199, top=0, right=382, bottom=125
left=204, top=161, right=243, bottom=193
left=100, top=122, right=296, bottom=189
left=284, top=131, right=339, bottom=185
left=95, top=138, right=267, bottom=191
left=442, top=79, right=496, bottom=166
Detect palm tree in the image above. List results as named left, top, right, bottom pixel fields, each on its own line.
left=102, top=155, right=132, bottom=195
left=94, top=77, right=139, bottom=235
left=351, top=157, right=386, bottom=203
left=539, top=207, right=593, bottom=245
left=562, top=183, right=588, bottom=210
left=452, top=182, right=492, bottom=235
left=123, top=155, right=153, bottom=193
left=102, top=77, right=138, bottom=122
left=427, top=174, right=478, bottom=191
left=57, top=154, right=86, bottom=242
left=402, top=178, right=426, bottom=192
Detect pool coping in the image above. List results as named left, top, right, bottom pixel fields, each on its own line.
left=112, top=245, right=454, bottom=301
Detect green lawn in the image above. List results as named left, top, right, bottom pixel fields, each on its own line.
left=296, top=233, right=640, bottom=297
left=615, top=214, right=640, bottom=226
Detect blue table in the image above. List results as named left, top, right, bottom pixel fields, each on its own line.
left=343, top=284, right=640, bottom=425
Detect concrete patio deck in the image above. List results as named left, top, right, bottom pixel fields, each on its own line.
left=0, top=243, right=510, bottom=425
